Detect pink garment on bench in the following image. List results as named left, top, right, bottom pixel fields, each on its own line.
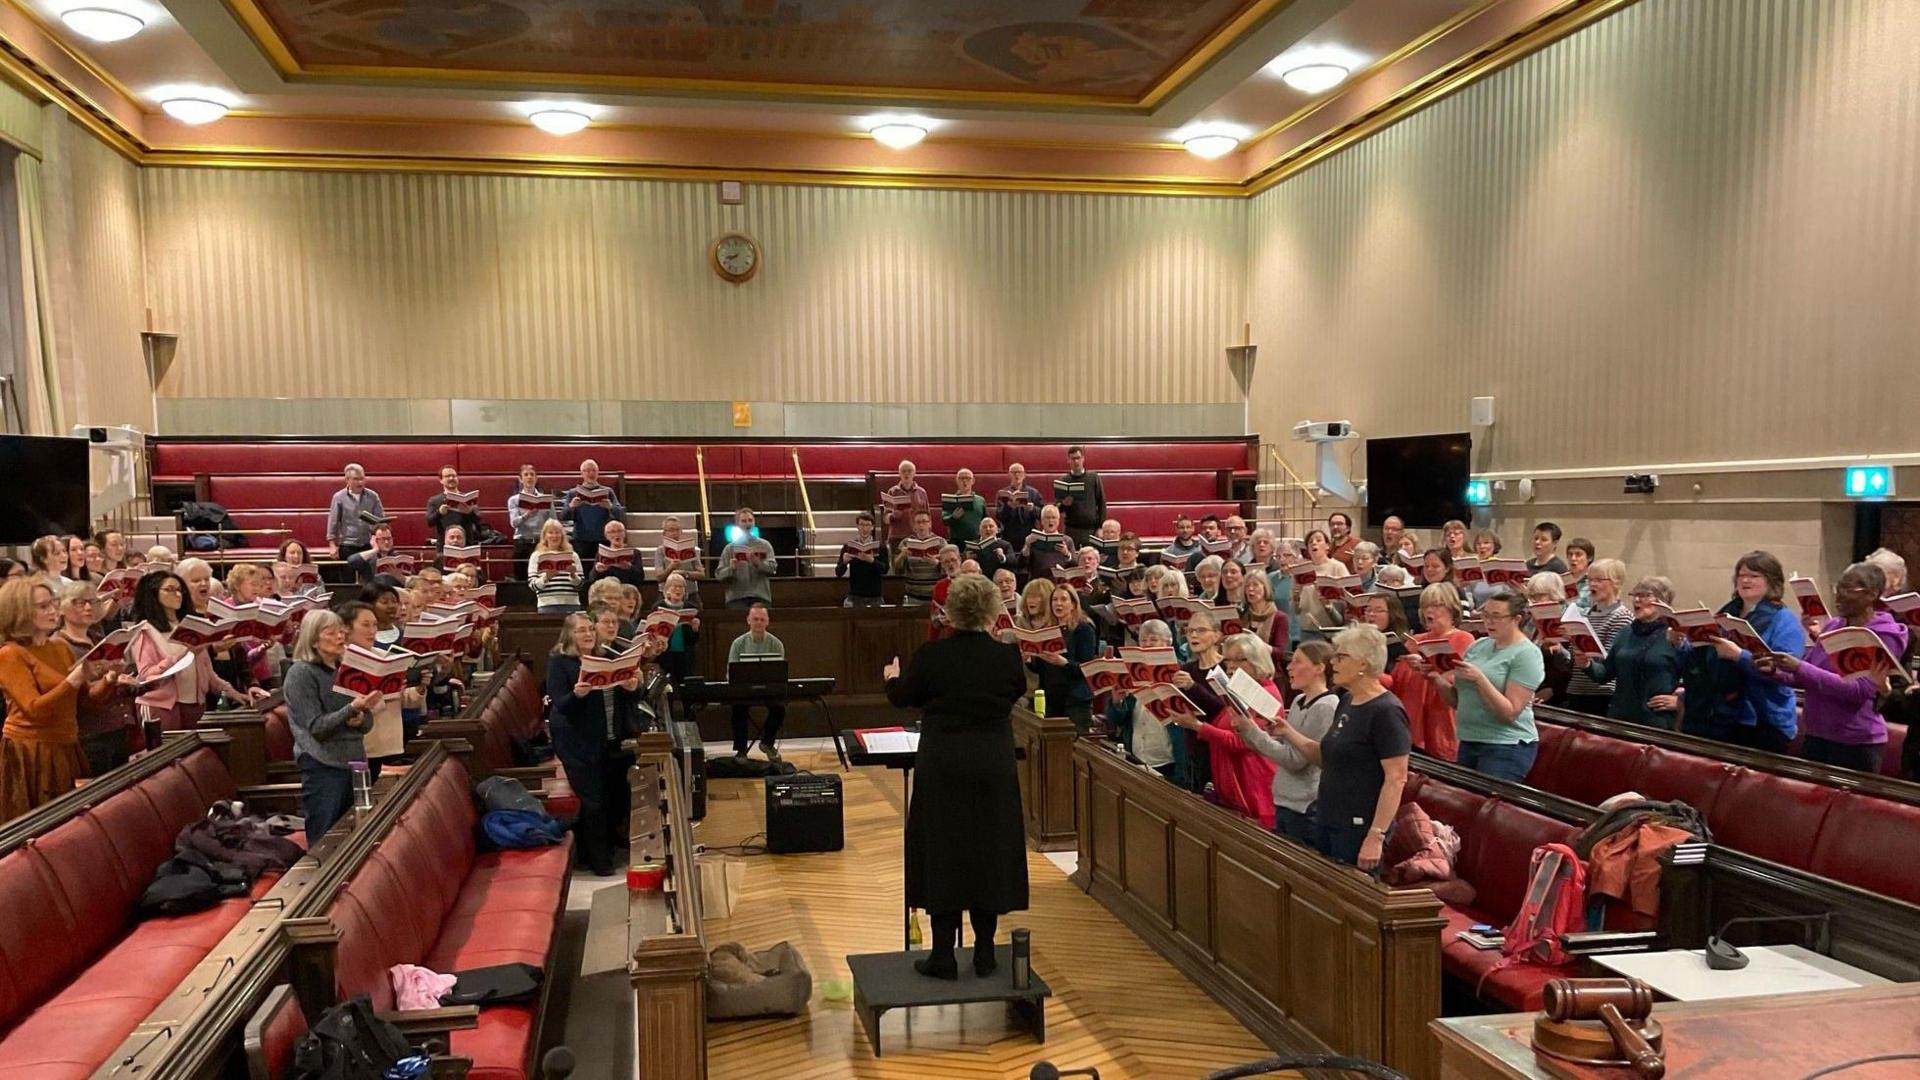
left=389, top=963, right=458, bottom=1011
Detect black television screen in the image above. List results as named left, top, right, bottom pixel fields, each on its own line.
left=0, top=435, right=90, bottom=543
left=1365, top=433, right=1471, bottom=528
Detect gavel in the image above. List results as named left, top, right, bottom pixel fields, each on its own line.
left=1542, top=978, right=1664, bottom=1079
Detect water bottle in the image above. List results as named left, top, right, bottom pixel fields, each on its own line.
left=907, top=910, right=923, bottom=948
left=350, top=760, right=373, bottom=812
left=1032, top=688, right=1047, bottom=716
left=1011, top=929, right=1031, bottom=989
left=140, top=705, right=162, bottom=752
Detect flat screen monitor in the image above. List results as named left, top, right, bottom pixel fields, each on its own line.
left=1364, top=432, right=1471, bottom=528
left=0, top=435, right=90, bottom=543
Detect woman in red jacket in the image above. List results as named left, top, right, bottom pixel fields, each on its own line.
left=1170, top=632, right=1281, bottom=828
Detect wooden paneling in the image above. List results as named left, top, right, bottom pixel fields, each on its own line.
left=1073, top=738, right=1446, bottom=1079
left=692, top=762, right=1280, bottom=1078
left=1011, top=706, right=1078, bottom=852
left=1248, top=0, right=1920, bottom=473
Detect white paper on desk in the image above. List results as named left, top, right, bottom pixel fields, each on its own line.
left=859, top=730, right=920, bottom=755
left=1594, top=946, right=1863, bottom=1002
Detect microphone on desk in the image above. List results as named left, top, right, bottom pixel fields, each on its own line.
left=1030, top=1063, right=1099, bottom=1080
left=1704, top=912, right=1831, bottom=970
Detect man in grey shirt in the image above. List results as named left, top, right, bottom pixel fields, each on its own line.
left=327, top=463, right=386, bottom=560
left=726, top=602, right=787, bottom=759
left=715, top=506, right=776, bottom=608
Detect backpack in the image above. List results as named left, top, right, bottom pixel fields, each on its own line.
left=1500, top=842, right=1587, bottom=967
left=289, top=995, right=419, bottom=1080
left=474, top=775, right=544, bottom=816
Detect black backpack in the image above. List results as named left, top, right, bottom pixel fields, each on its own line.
left=179, top=500, right=247, bottom=550
left=290, top=995, right=419, bottom=1080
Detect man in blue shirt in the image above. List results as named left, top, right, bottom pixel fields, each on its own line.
left=559, top=458, right=626, bottom=566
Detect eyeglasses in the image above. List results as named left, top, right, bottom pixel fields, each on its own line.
left=1836, top=582, right=1875, bottom=595
left=1628, top=591, right=1656, bottom=601
left=1482, top=610, right=1518, bottom=623
left=1331, top=651, right=1359, bottom=663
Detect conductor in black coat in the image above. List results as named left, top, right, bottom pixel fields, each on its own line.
left=546, top=612, right=644, bottom=877
left=883, top=572, right=1030, bottom=980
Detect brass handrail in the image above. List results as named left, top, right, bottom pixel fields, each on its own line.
left=791, top=449, right=819, bottom=576
left=1266, top=442, right=1319, bottom=508
left=694, top=445, right=713, bottom=554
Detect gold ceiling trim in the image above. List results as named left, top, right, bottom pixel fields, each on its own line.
left=0, top=0, right=1642, bottom=198
left=1244, top=0, right=1641, bottom=196
left=0, top=0, right=143, bottom=106
left=220, top=0, right=1290, bottom=113
left=1244, top=0, right=1504, bottom=148
left=134, top=148, right=1246, bottom=198
left=0, top=32, right=142, bottom=160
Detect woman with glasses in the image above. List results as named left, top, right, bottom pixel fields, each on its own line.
left=1523, top=572, right=1575, bottom=706
left=1396, top=583, right=1474, bottom=760
left=1440, top=520, right=1470, bottom=562
left=0, top=578, right=111, bottom=815
left=1169, top=611, right=1229, bottom=793
left=54, top=581, right=137, bottom=776
left=130, top=570, right=265, bottom=731
left=1029, top=584, right=1099, bottom=734
left=1439, top=588, right=1545, bottom=782
left=1255, top=625, right=1411, bottom=869
left=1167, top=633, right=1281, bottom=829
left=1562, top=558, right=1633, bottom=715
left=1576, top=576, right=1683, bottom=729
left=1676, top=551, right=1805, bottom=751
left=1757, top=561, right=1906, bottom=773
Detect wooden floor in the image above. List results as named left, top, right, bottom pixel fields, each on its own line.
left=698, top=744, right=1282, bottom=1080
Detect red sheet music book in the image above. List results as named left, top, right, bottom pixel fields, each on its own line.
left=1527, top=601, right=1566, bottom=643
left=662, top=537, right=698, bottom=563
left=572, top=485, right=615, bottom=507
left=1154, top=596, right=1197, bottom=626
left=1052, top=564, right=1095, bottom=591
left=97, top=567, right=141, bottom=602
left=1790, top=575, right=1828, bottom=620
left=1656, top=603, right=1720, bottom=644
left=1883, top=591, right=1920, bottom=629
left=1205, top=602, right=1243, bottom=637
left=1110, top=596, right=1156, bottom=628
left=80, top=625, right=139, bottom=665
left=515, top=491, right=553, bottom=512
left=375, top=553, right=417, bottom=578
left=1010, top=625, right=1065, bottom=660
left=902, top=536, right=944, bottom=561
left=1118, top=645, right=1181, bottom=688
left=595, top=545, right=636, bottom=570
left=1818, top=625, right=1903, bottom=680
left=1158, top=550, right=1192, bottom=571
left=1714, top=614, right=1774, bottom=658
left=462, top=583, right=498, bottom=609
left=534, top=551, right=578, bottom=577
left=1483, top=558, right=1529, bottom=587
left=1079, top=657, right=1133, bottom=698
left=1317, top=574, right=1363, bottom=604
left=440, top=544, right=483, bottom=570
left=168, top=615, right=237, bottom=649
left=1281, top=561, right=1317, bottom=588
left=401, top=617, right=472, bottom=656
left=1199, top=536, right=1232, bottom=557
left=1558, top=612, right=1603, bottom=656
left=641, top=608, right=681, bottom=641
left=580, top=647, right=645, bottom=689
left=1415, top=634, right=1462, bottom=672
left=335, top=644, right=418, bottom=697
left=1455, top=556, right=1484, bottom=584
left=1135, top=683, right=1205, bottom=723
left=840, top=538, right=880, bottom=561
left=441, top=490, right=480, bottom=513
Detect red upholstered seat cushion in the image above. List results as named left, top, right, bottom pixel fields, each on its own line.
left=1456, top=801, right=1581, bottom=921
left=265, top=705, right=294, bottom=763
left=1882, top=723, right=1908, bottom=779
left=1807, top=793, right=1920, bottom=905
left=450, top=1004, right=540, bottom=1080
left=153, top=442, right=458, bottom=478
left=1526, top=731, right=1650, bottom=807
left=1625, top=747, right=1738, bottom=820
left=1435, top=904, right=1567, bottom=1011
left=1704, top=769, right=1838, bottom=871
left=1409, top=775, right=1489, bottom=839
left=1531, top=722, right=1574, bottom=779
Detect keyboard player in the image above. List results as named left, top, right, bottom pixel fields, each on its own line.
left=726, top=602, right=786, bottom=762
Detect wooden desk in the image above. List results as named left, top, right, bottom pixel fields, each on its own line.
left=1432, top=982, right=1920, bottom=1080
left=1011, top=706, right=1077, bottom=851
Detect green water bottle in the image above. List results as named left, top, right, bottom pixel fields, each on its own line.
left=1033, top=688, right=1047, bottom=716
left=908, top=909, right=922, bottom=947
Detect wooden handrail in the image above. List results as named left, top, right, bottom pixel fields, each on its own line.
left=629, top=731, right=707, bottom=1080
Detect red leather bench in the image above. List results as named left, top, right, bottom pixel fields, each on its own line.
left=1402, top=771, right=1583, bottom=1011
left=326, top=755, right=571, bottom=1080
left=1526, top=721, right=1920, bottom=907
left=0, top=746, right=285, bottom=1078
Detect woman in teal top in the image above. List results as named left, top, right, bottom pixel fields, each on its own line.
left=1441, top=589, right=1545, bottom=782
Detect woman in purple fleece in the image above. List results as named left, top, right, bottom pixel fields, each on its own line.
left=1759, top=561, right=1908, bottom=774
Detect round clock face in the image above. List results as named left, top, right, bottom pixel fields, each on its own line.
left=714, top=234, right=758, bottom=281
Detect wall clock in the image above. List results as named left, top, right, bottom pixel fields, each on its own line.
left=711, top=233, right=760, bottom=284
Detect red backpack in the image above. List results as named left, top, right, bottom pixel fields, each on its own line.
left=1500, top=842, right=1587, bottom=966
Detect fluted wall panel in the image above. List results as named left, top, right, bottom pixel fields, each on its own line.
left=141, top=171, right=1249, bottom=407
left=58, top=113, right=148, bottom=431
left=1248, top=0, right=1920, bottom=474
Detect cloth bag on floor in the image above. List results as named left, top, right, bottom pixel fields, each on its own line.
left=706, top=941, right=812, bottom=1020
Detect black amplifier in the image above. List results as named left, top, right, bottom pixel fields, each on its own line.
left=765, top=773, right=844, bottom=854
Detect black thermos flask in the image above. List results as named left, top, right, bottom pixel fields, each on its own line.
left=1012, top=929, right=1031, bottom=989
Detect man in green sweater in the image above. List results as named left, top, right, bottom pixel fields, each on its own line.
left=942, top=467, right=987, bottom=546
left=726, top=602, right=787, bottom=759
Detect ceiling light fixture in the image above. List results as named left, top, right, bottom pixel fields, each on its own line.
left=528, top=108, right=591, bottom=136
left=1280, top=62, right=1350, bottom=94
left=868, top=122, right=928, bottom=150
left=60, top=5, right=145, bottom=43
left=159, top=97, right=228, bottom=125
left=1183, top=132, right=1241, bottom=160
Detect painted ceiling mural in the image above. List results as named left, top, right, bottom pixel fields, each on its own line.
left=250, top=0, right=1260, bottom=96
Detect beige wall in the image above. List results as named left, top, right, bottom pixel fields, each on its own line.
left=1247, top=0, right=1920, bottom=598
left=141, top=171, right=1249, bottom=412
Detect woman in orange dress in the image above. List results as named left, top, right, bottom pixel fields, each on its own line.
left=1389, top=582, right=1476, bottom=762
left=0, top=577, right=109, bottom=818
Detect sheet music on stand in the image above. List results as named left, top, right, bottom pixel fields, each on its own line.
left=856, top=729, right=921, bottom=756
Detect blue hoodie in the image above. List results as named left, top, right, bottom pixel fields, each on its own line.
left=1679, top=597, right=1805, bottom=739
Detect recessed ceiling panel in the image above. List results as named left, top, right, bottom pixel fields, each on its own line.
left=240, top=0, right=1275, bottom=102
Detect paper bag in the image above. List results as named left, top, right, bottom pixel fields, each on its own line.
left=697, top=852, right=747, bottom=919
